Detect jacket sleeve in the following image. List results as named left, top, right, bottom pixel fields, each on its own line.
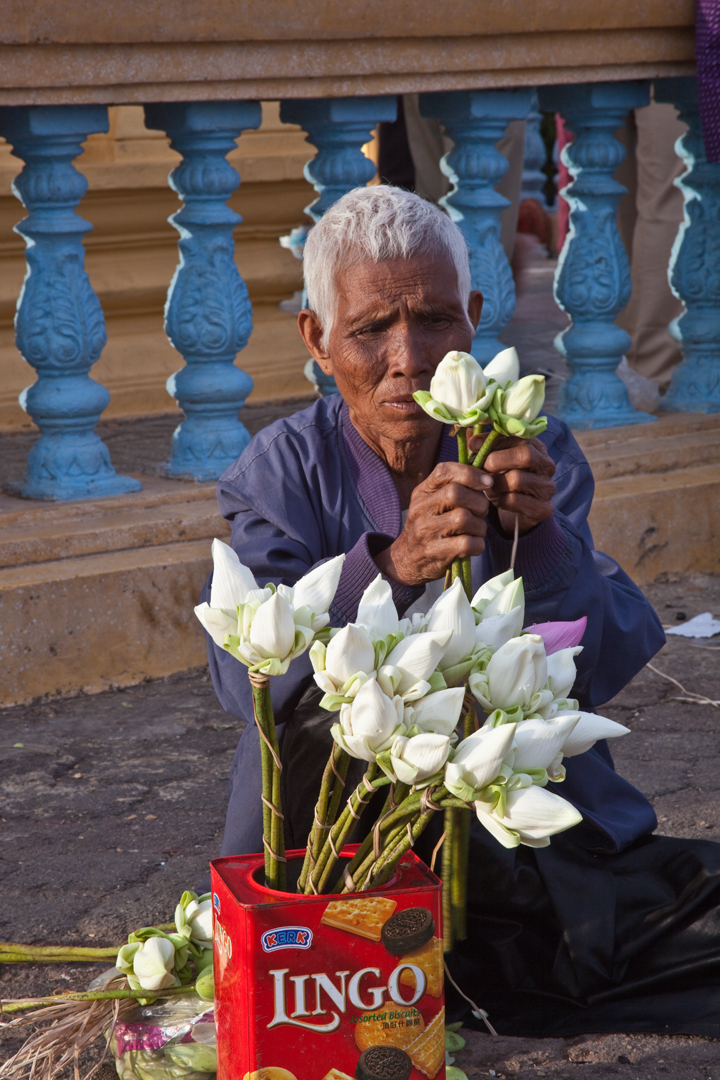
left=484, top=417, right=665, bottom=710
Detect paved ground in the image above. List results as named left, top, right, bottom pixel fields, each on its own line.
left=1, top=572, right=719, bottom=1078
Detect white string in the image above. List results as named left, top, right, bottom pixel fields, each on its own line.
left=510, top=513, right=520, bottom=571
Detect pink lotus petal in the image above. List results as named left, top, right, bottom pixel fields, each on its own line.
left=523, top=617, right=587, bottom=655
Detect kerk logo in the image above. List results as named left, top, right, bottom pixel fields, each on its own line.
left=261, top=926, right=313, bottom=953
left=213, top=893, right=221, bottom=916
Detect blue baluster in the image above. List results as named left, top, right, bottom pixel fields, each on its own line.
left=539, top=82, right=656, bottom=429
left=0, top=105, right=142, bottom=500
left=144, top=102, right=262, bottom=480
left=521, top=91, right=548, bottom=203
left=420, top=90, right=533, bottom=365
left=280, top=96, right=397, bottom=395
left=655, top=77, right=720, bottom=413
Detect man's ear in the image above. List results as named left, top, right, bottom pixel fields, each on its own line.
left=468, top=290, right=484, bottom=332
left=297, top=310, right=333, bottom=375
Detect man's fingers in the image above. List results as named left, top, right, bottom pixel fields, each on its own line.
left=489, top=469, right=556, bottom=501
left=483, top=439, right=556, bottom=478
left=442, top=507, right=488, bottom=539
left=432, top=483, right=490, bottom=519
left=423, top=461, right=494, bottom=493
left=493, top=491, right=554, bottom=523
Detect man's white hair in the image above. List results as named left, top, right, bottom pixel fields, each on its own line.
left=303, top=185, right=472, bottom=344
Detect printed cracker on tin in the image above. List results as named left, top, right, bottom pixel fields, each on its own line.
left=320, top=896, right=398, bottom=941
left=321, top=1071, right=354, bottom=1080
left=354, top=1003, right=424, bottom=1052
left=399, top=935, right=444, bottom=998
left=407, top=1007, right=445, bottom=1079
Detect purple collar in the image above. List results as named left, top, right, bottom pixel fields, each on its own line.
left=340, top=400, right=457, bottom=536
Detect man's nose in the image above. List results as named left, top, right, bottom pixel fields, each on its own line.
left=385, top=325, right=434, bottom=380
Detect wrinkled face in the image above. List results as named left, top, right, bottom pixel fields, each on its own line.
left=311, top=252, right=482, bottom=445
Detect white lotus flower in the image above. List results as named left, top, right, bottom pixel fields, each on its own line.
left=389, top=733, right=452, bottom=786
left=482, top=347, right=520, bottom=386
left=475, top=783, right=582, bottom=849
left=117, top=937, right=178, bottom=993
left=413, top=351, right=494, bottom=426
left=470, top=634, right=548, bottom=714
left=545, top=647, right=582, bottom=701
left=356, top=575, right=400, bottom=640
left=379, top=631, right=451, bottom=700
left=511, top=715, right=580, bottom=774
left=183, top=899, right=213, bottom=948
left=444, top=724, right=516, bottom=801
left=313, top=623, right=376, bottom=696
left=478, top=577, right=525, bottom=621
left=474, top=607, right=524, bottom=651
left=559, top=711, right=631, bottom=757
left=426, top=579, right=477, bottom=670
left=471, top=569, right=515, bottom=611
left=248, top=590, right=295, bottom=660
left=404, top=687, right=465, bottom=737
left=502, top=374, right=546, bottom=423
left=331, top=678, right=404, bottom=762
left=194, top=541, right=345, bottom=676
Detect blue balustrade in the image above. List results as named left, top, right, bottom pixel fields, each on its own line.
left=280, top=96, right=397, bottom=395
left=0, top=105, right=142, bottom=500
left=420, top=90, right=533, bottom=365
left=521, top=91, right=548, bottom=203
left=144, top=102, right=262, bottom=480
left=654, top=77, right=720, bottom=413
left=539, top=82, right=656, bottom=429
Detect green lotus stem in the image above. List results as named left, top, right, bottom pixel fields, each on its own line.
left=442, top=808, right=457, bottom=954
left=454, top=428, right=474, bottom=599
left=299, top=745, right=349, bottom=893
left=363, top=809, right=436, bottom=891
left=309, top=763, right=386, bottom=895
left=0, top=944, right=120, bottom=958
left=0, top=984, right=198, bottom=1014
left=252, top=680, right=285, bottom=891
left=333, top=781, right=412, bottom=892
left=471, top=428, right=500, bottom=470
left=452, top=809, right=471, bottom=942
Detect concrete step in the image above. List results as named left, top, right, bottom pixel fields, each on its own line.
left=576, top=413, right=720, bottom=481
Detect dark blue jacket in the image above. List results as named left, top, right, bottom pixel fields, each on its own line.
left=204, top=395, right=665, bottom=856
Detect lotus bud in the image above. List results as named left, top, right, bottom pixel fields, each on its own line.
left=333, top=678, right=404, bottom=761
left=389, top=732, right=452, bottom=785
left=119, top=936, right=178, bottom=993
left=482, top=347, right=520, bottom=386
left=357, top=575, right=400, bottom=639
left=426, top=580, right=477, bottom=669
left=383, top=631, right=451, bottom=697
left=474, top=608, right=524, bottom=652
left=324, top=624, right=376, bottom=686
left=248, top=590, right=296, bottom=660
left=545, top=647, right=582, bottom=701
left=501, top=374, right=545, bottom=423
left=471, top=569, right=515, bottom=611
left=430, top=352, right=488, bottom=415
left=470, top=634, right=547, bottom=713
left=511, top=715, right=580, bottom=773
left=479, top=577, right=525, bottom=621
left=559, top=711, right=631, bottom=757
left=475, top=783, right=582, bottom=849
left=444, top=724, right=516, bottom=801
left=404, top=687, right=465, bottom=737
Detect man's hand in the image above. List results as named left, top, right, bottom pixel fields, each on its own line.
left=469, top=433, right=556, bottom=536
left=374, top=462, right=493, bottom=587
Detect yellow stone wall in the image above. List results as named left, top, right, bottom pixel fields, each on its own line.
left=0, top=102, right=316, bottom=431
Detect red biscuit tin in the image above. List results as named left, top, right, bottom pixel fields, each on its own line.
left=210, top=846, right=445, bottom=1080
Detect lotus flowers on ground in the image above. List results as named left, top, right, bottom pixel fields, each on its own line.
left=194, top=540, right=344, bottom=676
left=175, top=891, right=213, bottom=950
left=117, top=937, right=179, bottom=993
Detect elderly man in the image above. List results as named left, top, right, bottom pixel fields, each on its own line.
left=201, top=188, right=720, bottom=1038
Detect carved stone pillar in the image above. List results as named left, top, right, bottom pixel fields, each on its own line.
left=280, top=96, right=397, bottom=395
left=0, top=105, right=142, bottom=500
left=521, top=91, right=548, bottom=203
left=655, top=77, right=720, bottom=413
left=420, top=90, right=533, bottom=365
left=144, top=101, right=262, bottom=480
left=539, top=82, right=656, bottom=429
